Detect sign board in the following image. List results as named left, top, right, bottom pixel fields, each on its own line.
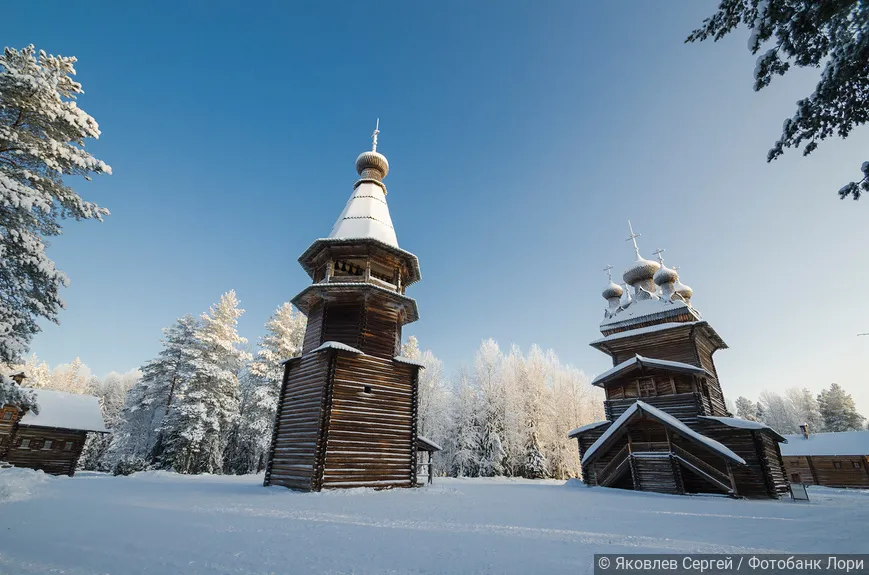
left=789, top=482, right=810, bottom=501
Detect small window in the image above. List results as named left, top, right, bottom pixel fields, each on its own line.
left=638, top=378, right=656, bottom=397
left=833, top=460, right=842, bottom=469
left=64, top=441, right=74, bottom=451
left=19, top=438, right=30, bottom=449
left=853, top=461, right=862, bottom=469
left=2, top=411, right=12, bottom=421
left=363, top=385, right=372, bottom=394
left=41, top=440, right=53, bottom=451
left=790, top=473, right=801, bottom=483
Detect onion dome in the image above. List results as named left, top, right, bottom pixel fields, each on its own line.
left=602, top=281, right=623, bottom=300
left=674, top=280, right=693, bottom=301
left=355, top=150, right=389, bottom=181
left=653, top=264, right=678, bottom=286
left=623, top=257, right=660, bottom=285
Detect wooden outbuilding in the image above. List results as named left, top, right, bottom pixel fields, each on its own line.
left=264, top=126, right=426, bottom=491
left=416, top=435, right=442, bottom=485
left=1, top=388, right=108, bottom=476
left=568, top=230, right=789, bottom=499
left=780, top=427, right=869, bottom=488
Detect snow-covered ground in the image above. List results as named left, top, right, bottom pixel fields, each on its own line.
left=1, top=469, right=866, bottom=575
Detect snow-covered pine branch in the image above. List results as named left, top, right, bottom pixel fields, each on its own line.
left=0, top=45, right=111, bottom=365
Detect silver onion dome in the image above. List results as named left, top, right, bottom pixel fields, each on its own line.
left=623, top=257, right=661, bottom=285
left=356, top=150, right=389, bottom=181
left=602, top=282, right=624, bottom=300
left=653, top=265, right=678, bottom=286
left=674, top=280, right=693, bottom=300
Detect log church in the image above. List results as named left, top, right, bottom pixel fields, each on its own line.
left=264, top=124, right=425, bottom=491
left=569, top=224, right=789, bottom=498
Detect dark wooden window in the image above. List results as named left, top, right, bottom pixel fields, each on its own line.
left=41, top=440, right=54, bottom=451
left=833, top=460, right=842, bottom=469
left=64, top=441, right=74, bottom=451
left=638, top=378, right=656, bottom=397
left=19, top=438, right=30, bottom=449
left=853, top=461, right=862, bottom=469
left=2, top=411, right=12, bottom=421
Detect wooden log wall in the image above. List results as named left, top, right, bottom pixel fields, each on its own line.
left=631, top=455, right=683, bottom=494
left=576, top=426, right=609, bottom=485
left=605, top=394, right=704, bottom=424
left=607, top=330, right=702, bottom=367
left=265, top=353, right=331, bottom=491
left=302, top=303, right=325, bottom=354
left=782, top=455, right=869, bottom=488
left=321, top=354, right=417, bottom=489
left=358, top=300, right=401, bottom=359
left=321, top=303, right=364, bottom=349
left=0, top=406, right=21, bottom=459
left=4, top=426, right=86, bottom=476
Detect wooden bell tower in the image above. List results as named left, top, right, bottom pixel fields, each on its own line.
left=264, top=124, right=424, bottom=491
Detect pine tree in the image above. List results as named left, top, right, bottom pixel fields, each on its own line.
left=78, top=370, right=140, bottom=471
left=817, top=383, right=866, bottom=432
left=786, top=387, right=824, bottom=432
left=687, top=1, right=869, bottom=200
left=735, top=396, right=758, bottom=421
left=108, top=315, right=200, bottom=465
left=158, top=291, right=251, bottom=474
left=0, top=45, right=111, bottom=364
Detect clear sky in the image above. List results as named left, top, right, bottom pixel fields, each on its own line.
left=3, top=1, right=868, bottom=415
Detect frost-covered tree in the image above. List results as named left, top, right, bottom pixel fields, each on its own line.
left=0, top=45, right=111, bottom=365
left=757, top=390, right=800, bottom=434
left=474, top=339, right=506, bottom=477
left=226, top=303, right=306, bottom=474
left=0, top=373, right=37, bottom=412
left=49, top=357, right=92, bottom=394
left=687, top=1, right=869, bottom=200
left=78, top=370, right=140, bottom=471
left=10, top=354, right=51, bottom=388
left=158, top=291, right=251, bottom=474
left=448, top=368, right=481, bottom=477
left=108, top=315, right=200, bottom=464
left=786, top=387, right=824, bottom=432
left=817, top=383, right=865, bottom=432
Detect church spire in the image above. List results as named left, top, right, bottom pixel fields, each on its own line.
left=328, top=122, right=398, bottom=247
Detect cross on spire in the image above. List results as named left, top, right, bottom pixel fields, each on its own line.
left=371, top=118, right=380, bottom=152
left=652, top=248, right=665, bottom=265
left=603, top=265, right=613, bottom=282
left=626, top=220, right=642, bottom=258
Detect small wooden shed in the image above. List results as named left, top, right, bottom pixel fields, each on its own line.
left=416, top=435, right=442, bottom=485
left=780, top=428, right=869, bottom=488
left=1, top=388, right=109, bottom=476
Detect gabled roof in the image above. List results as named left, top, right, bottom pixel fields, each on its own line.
left=590, top=354, right=712, bottom=387
left=581, top=400, right=745, bottom=466
left=18, top=389, right=109, bottom=433
left=416, top=435, right=442, bottom=452
left=780, top=431, right=869, bottom=457
left=698, top=416, right=787, bottom=442
left=567, top=420, right=610, bottom=438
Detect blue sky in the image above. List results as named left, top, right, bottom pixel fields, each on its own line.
left=3, top=1, right=868, bottom=414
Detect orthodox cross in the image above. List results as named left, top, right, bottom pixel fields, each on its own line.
left=603, top=265, right=614, bottom=282
left=372, top=118, right=380, bottom=152
left=626, top=220, right=641, bottom=258
left=652, top=248, right=666, bottom=265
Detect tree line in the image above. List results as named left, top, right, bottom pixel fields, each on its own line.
left=731, top=384, right=867, bottom=435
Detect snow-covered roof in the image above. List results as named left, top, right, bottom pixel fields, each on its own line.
left=582, top=400, right=745, bottom=466
left=590, top=354, right=711, bottom=387
left=780, top=431, right=869, bottom=457
left=311, top=341, right=363, bottom=355
left=600, top=297, right=700, bottom=331
left=416, top=435, right=442, bottom=451
left=698, top=416, right=786, bottom=442
left=292, top=282, right=420, bottom=323
left=392, top=356, right=426, bottom=368
left=329, top=181, right=398, bottom=247
left=567, top=420, right=610, bottom=438
left=590, top=322, right=703, bottom=345
left=18, top=389, right=108, bottom=433
left=296, top=237, right=421, bottom=287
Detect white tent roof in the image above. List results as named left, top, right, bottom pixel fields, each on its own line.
left=329, top=181, right=398, bottom=247
left=18, top=389, right=108, bottom=433
left=780, top=431, right=869, bottom=457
